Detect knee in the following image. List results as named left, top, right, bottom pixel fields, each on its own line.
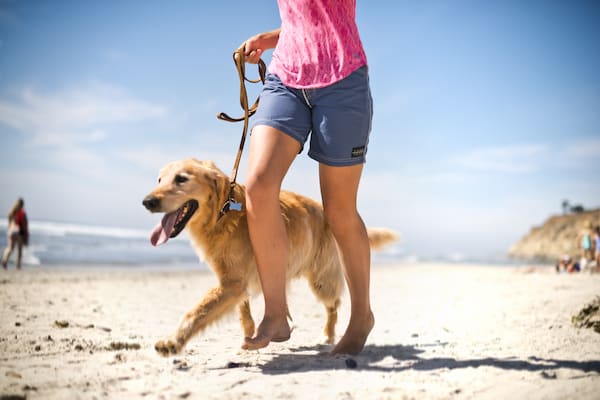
left=245, top=172, right=280, bottom=210
left=323, top=205, right=361, bottom=235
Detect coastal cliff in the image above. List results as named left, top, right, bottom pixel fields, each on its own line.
left=509, top=209, right=600, bottom=261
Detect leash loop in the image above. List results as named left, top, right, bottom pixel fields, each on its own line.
left=217, top=45, right=266, bottom=219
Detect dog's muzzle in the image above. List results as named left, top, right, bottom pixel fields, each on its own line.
left=143, top=196, right=160, bottom=212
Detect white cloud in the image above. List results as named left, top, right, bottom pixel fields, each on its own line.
left=453, top=144, right=547, bottom=173
left=0, top=83, right=167, bottom=146
left=0, top=164, right=155, bottom=229
left=565, top=138, right=600, bottom=159
left=29, top=129, right=108, bottom=146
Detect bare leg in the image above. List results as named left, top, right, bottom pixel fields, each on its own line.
left=16, top=242, right=23, bottom=270
left=242, top=125, right=300, bottom=350
left=2, top=238, right=15, bottom=269
left=319, top=163, right=373, bottom=355
left=1, top=248, right=7, bottom=269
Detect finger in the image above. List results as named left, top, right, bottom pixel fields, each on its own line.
left=243, top=42, right=253, bottom=55
left=246, top=49, right=263, bottom=64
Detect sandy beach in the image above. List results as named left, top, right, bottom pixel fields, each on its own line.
left=1, top=262, right=599, bottom=399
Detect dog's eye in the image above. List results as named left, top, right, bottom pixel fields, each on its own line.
left=158, top=177, right=161, bottom=183
left=175, top=174, right=189, bottom=184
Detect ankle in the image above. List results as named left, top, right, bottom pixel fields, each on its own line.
left=350, top=306, right=373, bottom=320
left=260, top=313, right=290, bottom=328
left=263, top=305, right=289, bottom=321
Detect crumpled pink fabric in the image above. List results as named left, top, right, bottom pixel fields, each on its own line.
left=269, top=0, right=368, bottom=89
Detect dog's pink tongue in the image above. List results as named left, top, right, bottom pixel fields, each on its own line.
left=150, top=211, right=178, bottom=246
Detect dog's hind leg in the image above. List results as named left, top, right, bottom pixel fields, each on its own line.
left=238, top=299, right=255, bottom=338
left=155, top=282, right=246, bottom=356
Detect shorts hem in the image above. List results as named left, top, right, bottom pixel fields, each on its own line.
left=308, top=150, right=366, bottom=167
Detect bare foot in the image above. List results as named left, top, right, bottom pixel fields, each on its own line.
left=242, top=316, right=291, bottom=350
left=331, top=311, right=374, bottom=355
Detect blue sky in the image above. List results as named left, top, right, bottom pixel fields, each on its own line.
left=1, top=0, right=599, bottom=261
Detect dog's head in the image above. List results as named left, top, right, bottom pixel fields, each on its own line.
left=143, top=158, right=227, bottom=246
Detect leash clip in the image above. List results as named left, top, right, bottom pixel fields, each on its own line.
left=218, top=199, right=243, bottom=221
left=229, top=201, right=242, bottom=211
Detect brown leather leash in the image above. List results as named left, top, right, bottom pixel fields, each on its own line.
left=216, top=45, right=267, bottom=220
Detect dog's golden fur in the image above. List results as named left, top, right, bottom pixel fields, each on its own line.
left=143, top=158, right=397, bottom=356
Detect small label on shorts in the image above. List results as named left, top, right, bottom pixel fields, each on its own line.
left=351, top=146, right=366, bottom=158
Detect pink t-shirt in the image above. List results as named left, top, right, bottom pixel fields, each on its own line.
left=269, top=0, right=368, bottom=89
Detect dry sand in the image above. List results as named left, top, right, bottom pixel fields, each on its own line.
left=1, top=263, right=599, bottom=399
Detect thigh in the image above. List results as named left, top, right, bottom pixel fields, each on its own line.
left=247, top=125, right=302, bottom=189
left=8, top=231, right=20, bottom=247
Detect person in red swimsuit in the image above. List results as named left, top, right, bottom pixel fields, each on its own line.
left=2, top=198, right=29, bottom=270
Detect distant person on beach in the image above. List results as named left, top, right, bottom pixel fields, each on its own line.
left=555, top=254, right=580, bottom=274
left=577, top=220, right=594, bottom=262
left=2, top=198, right=29, bottom=270
left=240, top=0, right=373, bottom=355
left=594, top=226, right=600, bottom=266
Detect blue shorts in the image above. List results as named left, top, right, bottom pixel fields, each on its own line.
left=251, top=66, right=373, bottom=166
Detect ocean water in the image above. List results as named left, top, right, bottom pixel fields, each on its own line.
left=0, top=219, right=410, bottom=268
left=0, top=220, right=201, bottom=268
left=0, top=220, right=515, bottom=268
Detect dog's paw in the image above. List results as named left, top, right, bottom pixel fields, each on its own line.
left=155, top=337, right=184, bottom=356
left=324, top=335, right=336, bottom=345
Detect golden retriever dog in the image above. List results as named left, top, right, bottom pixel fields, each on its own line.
left=143, top=158, right=397, bottom=356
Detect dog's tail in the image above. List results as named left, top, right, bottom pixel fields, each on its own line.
left=367, top=228, right=400, bottom=250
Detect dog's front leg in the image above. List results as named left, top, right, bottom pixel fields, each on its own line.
left=238, top=299, right=255, bottom=338
left=155, top=282, right=246, bottom=356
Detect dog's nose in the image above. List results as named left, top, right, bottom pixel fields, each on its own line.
left=143, top=196, right=160, bottom=211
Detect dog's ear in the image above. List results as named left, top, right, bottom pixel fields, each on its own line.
left=197, top=160, right=227, bottom=177
left=197, top=159, right=217, bottom=170
left=195, top=161, right=229, bottom=209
